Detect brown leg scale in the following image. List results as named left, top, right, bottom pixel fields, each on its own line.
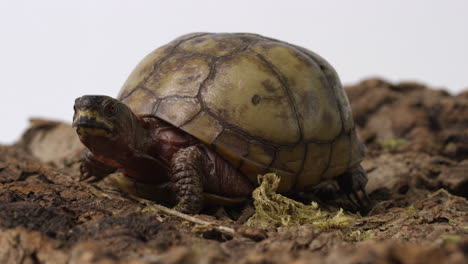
left=170, top=145, right=208, bottom=214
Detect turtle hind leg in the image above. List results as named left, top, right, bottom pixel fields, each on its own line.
left=336, top=165, right=370, bottom=209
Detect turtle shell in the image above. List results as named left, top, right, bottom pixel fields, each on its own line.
left=117, top=33, right=366, bottom=192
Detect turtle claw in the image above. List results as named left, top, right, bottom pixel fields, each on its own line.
left=79, top=163, right=101, bottom=182
left=79, top=166, right=108, bottom=183
left=352, top=188, right=369, bottom=209
left=79, top=163, right=92, bottom=182
left=345, top=192, right=360, bottom=208
left=337, top=165, right=371, bottom=210
left=79, top=174, right=90, bottom=182
left=344, top=188, right=368, bottom=209
left=360, top=186, right=370, bottom=202
left=79, top=174, right=100, bottom=183
left=79, top=151, right=115, bottom=183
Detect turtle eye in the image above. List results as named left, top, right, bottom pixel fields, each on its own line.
left=104, top=102, right=117, bottom=115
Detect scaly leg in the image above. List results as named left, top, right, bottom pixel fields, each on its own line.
left=170, top=145, right=209, bottom=214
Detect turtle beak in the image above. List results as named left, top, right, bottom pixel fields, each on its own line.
left=73, top=110, right=114, bottom=136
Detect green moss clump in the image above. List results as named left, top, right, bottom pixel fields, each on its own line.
left=342, top=230, right=371, bottom=242
left=246, top=173, right=352, bottom=230
left=406, top=205, right=417, bottom=217
left=442, top=235, right=461, bottom=245
left=378, top=138, right=408, bottom=152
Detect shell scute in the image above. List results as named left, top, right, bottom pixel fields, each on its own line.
left=146, top=54, right=210, bottom=98
left=203, top=53, right=300, bottom=144
left=251, top=42, right=342, bottom=141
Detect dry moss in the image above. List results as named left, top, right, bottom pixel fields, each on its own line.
left=246, top=173, right=353, bottom=230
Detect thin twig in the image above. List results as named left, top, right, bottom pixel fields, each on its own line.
left=132, top=196, right=236, bottom=235
left=150, top=203, right=236, bottom=234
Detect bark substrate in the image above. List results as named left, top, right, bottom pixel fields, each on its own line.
left=0, top=78, right=467, bottom=264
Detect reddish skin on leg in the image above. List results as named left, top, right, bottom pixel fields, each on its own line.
left=74, top=95, right=253, bottom=214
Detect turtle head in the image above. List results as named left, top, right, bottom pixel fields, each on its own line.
left=73, top=95, right=141, bottom=154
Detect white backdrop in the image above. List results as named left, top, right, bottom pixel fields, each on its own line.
left=1, top=0, right=467, bottom=143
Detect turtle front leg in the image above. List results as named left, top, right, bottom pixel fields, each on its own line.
left=170, top=145, right=209, bottom=214
left=80, top=149, right=117, bottom=182
left=336, top=165, right=370, bottom=208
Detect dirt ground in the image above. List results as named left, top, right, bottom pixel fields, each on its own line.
left=0, top=78, right=467, bottom=264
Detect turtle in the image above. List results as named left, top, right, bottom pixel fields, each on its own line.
left=72, top=32, right=368, bottom=214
